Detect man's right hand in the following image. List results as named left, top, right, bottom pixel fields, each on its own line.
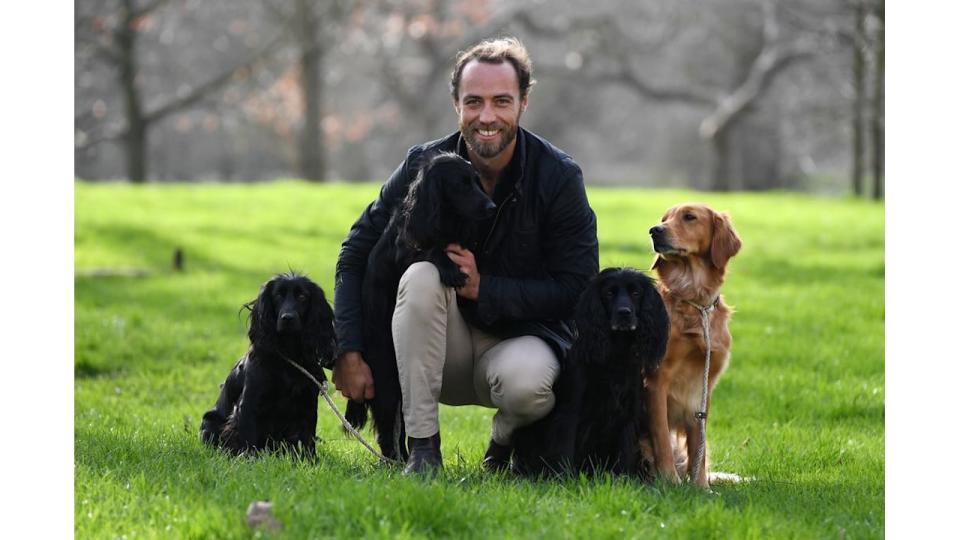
left=332, top=351, right=375, bottom=402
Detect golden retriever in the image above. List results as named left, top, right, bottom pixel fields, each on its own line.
left=646, top=203, right=742, bottom=487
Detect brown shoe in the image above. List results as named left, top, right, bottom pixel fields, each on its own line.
left=402, top=433, right=442, bottom=476
left=481, top=438, right=512, bottom=473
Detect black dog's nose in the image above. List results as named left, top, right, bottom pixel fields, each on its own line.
left=649, top=225, right=665, bottom=236
left=616, top=307, right=633, bottom=318
left=280, top=313, right=295, bottom=321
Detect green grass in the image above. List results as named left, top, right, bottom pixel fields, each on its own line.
left=75, top=181, right=884, bottom=538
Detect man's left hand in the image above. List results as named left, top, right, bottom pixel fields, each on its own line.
left=445, top=244, right=480, bottom=300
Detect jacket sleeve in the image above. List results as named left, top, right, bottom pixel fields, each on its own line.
left=475, top=162, right=599, bottom=325
left=332, top=154, right=416, bottom=360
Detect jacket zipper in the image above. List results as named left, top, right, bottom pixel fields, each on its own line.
left=479, top=189, right=517, bottom=258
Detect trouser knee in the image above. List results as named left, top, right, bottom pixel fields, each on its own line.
left=396, top=262, right=444, bottom=317
left=488, top=337, right=559, bottom=423
left=496, top=379, right=556, bottom=421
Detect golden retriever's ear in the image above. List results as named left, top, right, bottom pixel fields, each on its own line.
left=710, top=211, right=742, bottom=271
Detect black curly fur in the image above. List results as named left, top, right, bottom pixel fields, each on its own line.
left=344, top=152, right=496, bottom=461
left=199, top=272, right=336, bottom=456
left=511, top=267, right=669, bottom=477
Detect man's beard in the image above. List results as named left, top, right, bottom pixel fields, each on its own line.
left=464, top=121, right=519, bottom=159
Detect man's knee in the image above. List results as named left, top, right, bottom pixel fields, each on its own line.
left=396, top=261, right=444, bottom=315
left=497, top=379, right=556, bottom=421
left=488, top=337, right=559, bottom=420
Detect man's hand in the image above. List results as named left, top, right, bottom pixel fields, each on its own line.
left=445, top=244, right=480, bottom=300
left=332, top=351, right=375, bottom=402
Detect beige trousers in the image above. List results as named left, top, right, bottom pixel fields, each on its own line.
left=392, top=262, right=559, bottom=444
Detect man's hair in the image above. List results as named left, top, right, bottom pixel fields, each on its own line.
left=450, top=37, right=536, bottom=100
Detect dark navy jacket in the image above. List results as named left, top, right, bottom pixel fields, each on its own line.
left=332, top=128, right=599, bottom=364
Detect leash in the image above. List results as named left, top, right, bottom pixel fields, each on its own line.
left=280, top=355, right=400, bottom=465
left=684, top=297, right=718, bottom=484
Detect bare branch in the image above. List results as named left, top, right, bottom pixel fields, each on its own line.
left=699, top=1, right=818, bottom=139
left=512, top=7, right=713, bottom=106
left=131, top=0, right=174, bottom=20
left=143, top=34, right=286, bottom=123
left=598, top=70, right=714, bottom=106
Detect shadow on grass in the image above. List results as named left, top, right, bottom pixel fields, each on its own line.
left=75, top=359, right=124, bottom=379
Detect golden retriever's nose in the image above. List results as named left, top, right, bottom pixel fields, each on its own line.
left=649, top=225, right=666, bottom=236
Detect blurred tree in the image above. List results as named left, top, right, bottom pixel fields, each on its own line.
left=75, top=0, right=281, bottom=182
left=516, top=0, right=818, bottom=191
left=870, top=0, right=884, bottom=200
left=73, top=0, right=875, bottom=192
left=851, top=0, right=866, bottom=196
left=262, top=0, right=356, bottom=181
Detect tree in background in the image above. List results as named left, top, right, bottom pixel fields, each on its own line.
left=74, top=0, right=881, bottom=193
left=870, top=0, right=884, bottom=200
left=260, top=0, right=356, bottom=181
left=515, top=0, right=823, bottom=191
left=75, top=0, right=280, bottom=182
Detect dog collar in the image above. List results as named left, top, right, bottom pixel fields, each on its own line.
left=683, top=296, right=720, bottom=313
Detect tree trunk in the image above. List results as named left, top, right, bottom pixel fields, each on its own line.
left=851, top=0, right=865, bottom=197
left=871, top=1, right=884, bottom=200
left=297, top=0, right=325, bottom=181
left=118, top=0, right=147, bottom=182
left=709, top=128, right=732, bottom=192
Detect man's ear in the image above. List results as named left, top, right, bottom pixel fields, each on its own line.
left=453, top=97, right=461, bottom=115
left=520, top=94, right=528, bottom=112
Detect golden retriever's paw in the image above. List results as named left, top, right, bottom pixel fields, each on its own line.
left=658, top=468, right=682, bottom=484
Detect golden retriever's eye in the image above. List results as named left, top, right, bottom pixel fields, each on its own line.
left=683, top=213, right=697, bottom=221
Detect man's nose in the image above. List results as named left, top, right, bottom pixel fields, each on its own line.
left=478, top=103, right=496, bottom=123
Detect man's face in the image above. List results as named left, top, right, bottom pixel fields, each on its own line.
left=453, top=60, right=527, bottom=160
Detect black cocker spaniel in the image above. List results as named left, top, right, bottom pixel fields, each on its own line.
left=512, top=267, right=670, bottom=477
left=200, top=272, right=335, bottom=456
left=345, top=152, right=496, bottom=461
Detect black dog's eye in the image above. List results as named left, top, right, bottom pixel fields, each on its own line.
left=683, top=213, right=697, bottom=221
left=604, top=289, right=615, bottom=298
left=297, top=293, right=308, bottom=302
left=630, top=290, right=641, bottom=298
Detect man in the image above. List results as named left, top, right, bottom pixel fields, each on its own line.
left=330, top=37, right=598, bottom=475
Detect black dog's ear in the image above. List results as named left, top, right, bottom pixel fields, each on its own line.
left=400, top=160, right=440, bottom=249
left=303, top=280, right=336, bottom=364
left=573, top=274, right=611, bottom=365
left=632, top=277, right=670, bottom=373
left=246, top=277, right=279, bottom=353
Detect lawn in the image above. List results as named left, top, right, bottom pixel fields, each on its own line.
left=75, top=181, right=884, bottom=539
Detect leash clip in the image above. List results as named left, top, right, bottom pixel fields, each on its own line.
left=694, top=411, right=708, bottom=420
